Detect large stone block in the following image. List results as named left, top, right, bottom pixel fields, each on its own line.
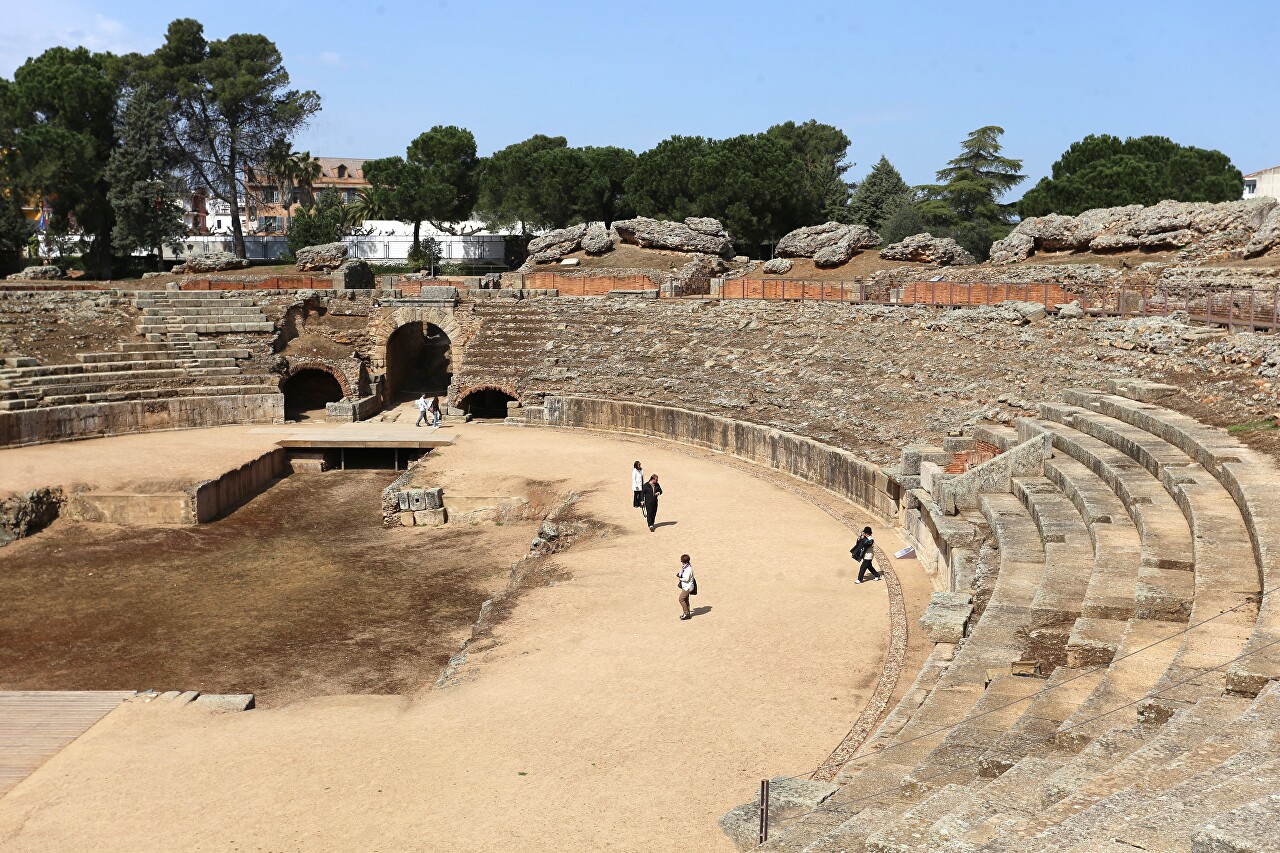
left=919, top=591, right=974, bottom=643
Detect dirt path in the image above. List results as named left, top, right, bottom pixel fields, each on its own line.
left=0, top=424, right=928, bottom=852
left=0, top=425, right=282, bottom=495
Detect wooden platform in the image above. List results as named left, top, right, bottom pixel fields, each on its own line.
left=0, top=691, right=135, bottom=797
left=249, top=423, right=457, bottom=450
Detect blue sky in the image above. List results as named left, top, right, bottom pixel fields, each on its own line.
left=4, top=0, right=1278, bottom=196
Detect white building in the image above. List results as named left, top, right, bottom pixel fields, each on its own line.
left=1243, top=166, right=1280, bottom=200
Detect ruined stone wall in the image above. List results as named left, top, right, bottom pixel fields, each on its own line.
left=456, top=297, right=1278, bottom=465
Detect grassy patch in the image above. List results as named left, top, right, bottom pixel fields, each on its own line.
left=1226, top=419, right=1279, bottom=434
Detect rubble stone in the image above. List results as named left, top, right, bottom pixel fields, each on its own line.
left=294, top=243, right=348, bottom=272
left=880, top=233, right=977, bottom=266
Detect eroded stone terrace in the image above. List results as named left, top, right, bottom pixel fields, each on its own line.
left=455, top=298, right=1280, bottom=465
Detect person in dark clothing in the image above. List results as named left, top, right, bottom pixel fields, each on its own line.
left=852, top=526, right=880, bottom=583
left=642, top=474, right=663, bottom=532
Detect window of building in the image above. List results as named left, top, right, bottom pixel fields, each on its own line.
left=343, top=190, right=356, bottom=202
left=1244, top=180, right=1257, bottom=196
left=336, top=164, right=348, bottom=178
left=262, top=188, right=277, bottom=203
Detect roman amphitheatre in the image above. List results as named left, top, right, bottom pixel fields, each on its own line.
left=4, top=199, right=1280, bottom=853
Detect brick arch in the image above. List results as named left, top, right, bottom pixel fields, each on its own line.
left=454, top=383, right=520, bottom=407
left=280, top=359, right=355, bottom=399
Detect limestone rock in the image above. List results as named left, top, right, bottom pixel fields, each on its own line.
left=179, top=251, right=250, bottom=274
left=528, top=224, right=588, bottom=264
left=1138, top=229, right=1195, bottom=249
left=1089, top=234, right=1140, bottom=252
left=610, top=217, right=734, bottom=257
left=6, top=265, right=65, bottom=281
left=998, top=198, right=1280, bottom=263
left=989, top=232, right=1035, bottom=265
left=880, top=233, right=976, bottom=266
left=1244, top=204, right=1280, bottom=258
left=1057, top=300, right=1086, bottom=319
left=684, top=217, right=724, bottom=236
left=762, top=257, right=793, bottom=274
left=294, top=242, right=348, bottom=272
left=581, top=221, right=614, bottom=254
left=775, top=222, right=879, bottom=262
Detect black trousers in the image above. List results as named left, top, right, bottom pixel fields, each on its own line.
left=858, top=559, right=879, bottom=581
left=645, top=501, right=658, bottom=527
left=633, top=490, right=643, bottom=508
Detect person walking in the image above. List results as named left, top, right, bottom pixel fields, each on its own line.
left=430, top=395, right=442, bottom=427
left=414, top=393, right=430, bottom=427
left=676, top=554, right=696, bottom=620
left=852, top=526, right=880, bottom=583
left=631, top=461, right=645, bottom=513
left=642, top=474, right=663, bottom=532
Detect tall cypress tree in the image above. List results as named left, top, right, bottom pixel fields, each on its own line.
left=849, top=155, right=911, bottom=230
left=106, top=85, right=186, bottom=270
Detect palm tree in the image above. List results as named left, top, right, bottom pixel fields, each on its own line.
left=346, top=186, right=390, bottom=226
left=290, top=151, right=323, bottom=208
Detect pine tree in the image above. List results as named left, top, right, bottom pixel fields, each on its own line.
left=106, top=85, right=187, bottom=271
left=917, top=126, right=1025, bottom=226
left=849, top=156, right=911, bottom=230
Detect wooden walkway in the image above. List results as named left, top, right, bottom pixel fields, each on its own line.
left=0, top=691, right=135, bottom=797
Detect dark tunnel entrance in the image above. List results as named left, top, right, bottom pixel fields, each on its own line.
left=283, top=369, right=344, bottom=420
left=384, top=322, right=451, bottom=402
left=458, top=388, right=516, bottom=420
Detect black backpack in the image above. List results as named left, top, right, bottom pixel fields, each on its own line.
left=851, top=541, right=868, bottom=562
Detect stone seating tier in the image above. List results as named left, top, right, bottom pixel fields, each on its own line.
left=750, top=381, right=1280, bottom=853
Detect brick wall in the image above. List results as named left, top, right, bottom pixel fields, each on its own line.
left=720, top=280, right=868, bottom=301
left=179, top=276, right=328, bottom=291
left=898, top=281, right=1068, bottom=306
left=525, top=273, right=654, bottom=296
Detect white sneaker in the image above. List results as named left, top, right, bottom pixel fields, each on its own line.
left=855, top=579, right=864, bottom=584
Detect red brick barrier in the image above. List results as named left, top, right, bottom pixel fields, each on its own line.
left=524, top=272, right=654, bottom=296
left=179, top=275, right=328, bottom=291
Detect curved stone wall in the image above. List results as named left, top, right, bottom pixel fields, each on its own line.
left=0, top=394, right=283, bottom=449
left=531, top=396, right=900, bottom=520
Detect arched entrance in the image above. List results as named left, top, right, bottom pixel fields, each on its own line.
left=384, top=321, right=452, bottom=402
left=283, top=369, right=344, bottom=421
left=457, top=387, right=517, bottom=420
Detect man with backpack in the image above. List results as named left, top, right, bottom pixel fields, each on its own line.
left=852, top=526, right=880, bottom=584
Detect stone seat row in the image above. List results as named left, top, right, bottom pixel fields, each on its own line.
left=750, top=382, right=1279, bottom=852
left=0, top=380, right=281, bottom=411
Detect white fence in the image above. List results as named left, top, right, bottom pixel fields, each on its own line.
left=176, top=234, right=507, bottom=264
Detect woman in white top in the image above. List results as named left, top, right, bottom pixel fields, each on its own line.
left=677, top=554, right=695, bottom=621
left=632, top=461, right=645, bottom=511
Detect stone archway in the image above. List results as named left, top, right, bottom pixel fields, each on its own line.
left=281, top=369, right=345, bottom=420
left=384, top=322, right=452, bottom=400
left=455, top=384, right=520, bottom=419
left=370, top=307, right=465, bottom=404
left=281, top=359, right=357, bottom=398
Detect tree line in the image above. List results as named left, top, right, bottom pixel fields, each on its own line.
left=0, top=16, right=1247, bottom=277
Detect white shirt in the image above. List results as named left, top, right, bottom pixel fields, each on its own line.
left=678, top=564, right=695, bottom=592
left=632, top=468, right=644, bottom=491
left=415, top=397, right=428, bottom=411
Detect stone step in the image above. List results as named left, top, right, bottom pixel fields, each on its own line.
left=1025, top=695, right=1254, bottom=836
left=1012, top=477, right=1093, bottom=663
left=1070, top=388, right=1280, bottom=699
left=37, top=384, right=280, bottom=408
left=9, top=365, right=242, bottom=390
left=1033, top=416, right=1195, bottom=623
left=1192, top=791, right=1280, bottom=852
left=1045, top=456, right=1142, bottom=621
left=1054, top=617, right=1185, bottom=751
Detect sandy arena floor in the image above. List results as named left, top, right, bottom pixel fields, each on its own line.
left=0, top=423, right=928, bottom=852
